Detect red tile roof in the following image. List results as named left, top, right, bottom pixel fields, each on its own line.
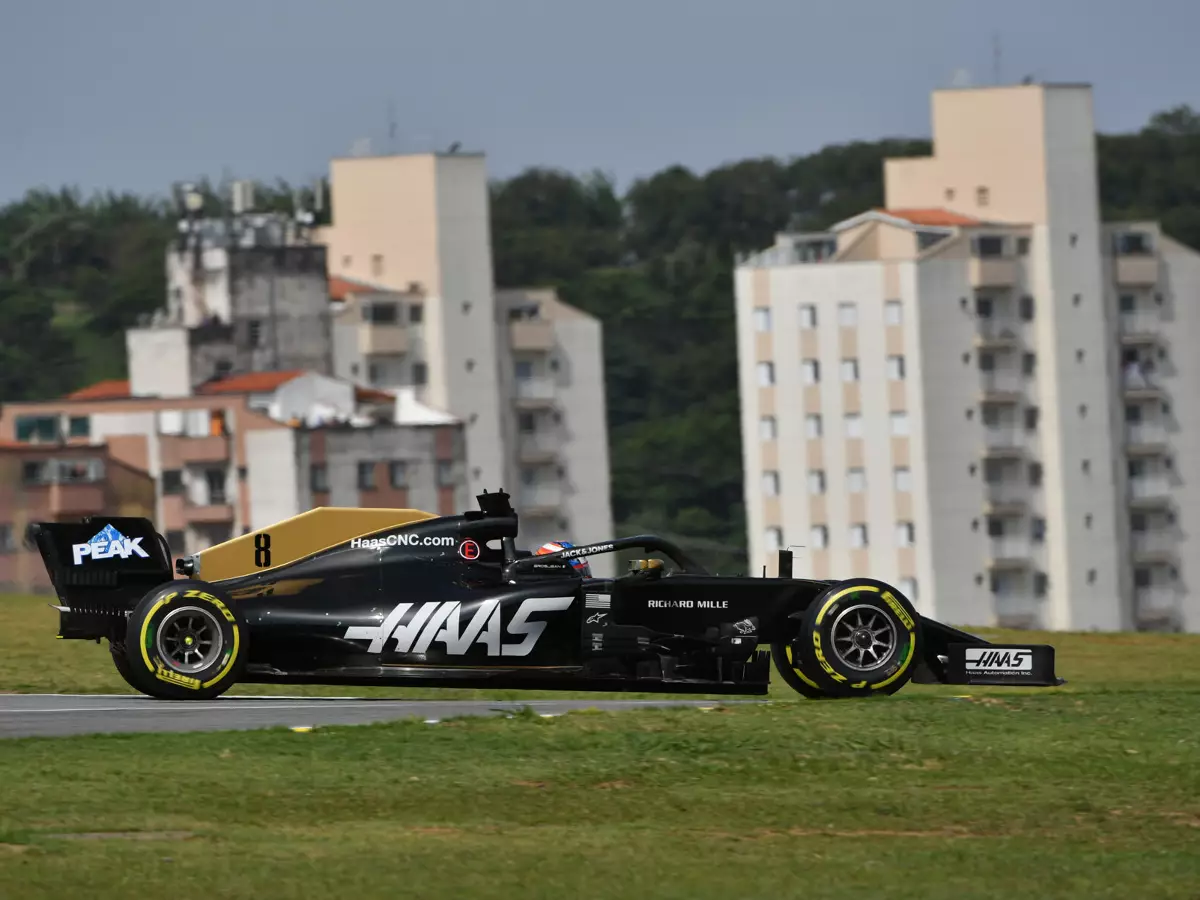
left=878, top=208, right=982, bottom=227
left=329, top=275, right=380, bottom=301
left=66, top=379, right=131, bottom=400
left=355, top=386, right=395, bottom=404
left=197, top=370, right=306, bottom=395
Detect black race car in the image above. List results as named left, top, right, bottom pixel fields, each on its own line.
left=26, top=489, right=1062, bottom=700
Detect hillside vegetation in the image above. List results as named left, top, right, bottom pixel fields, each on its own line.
left=2, top=106, right=1199, bottom=568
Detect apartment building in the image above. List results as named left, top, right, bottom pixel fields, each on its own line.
left=316, top=153, right=614, bottom=573
left=736, top=82, right=1200, bottom=632
left=0, top=441, right=156, bottom=592
left=0, top=371, right=469, bottom=589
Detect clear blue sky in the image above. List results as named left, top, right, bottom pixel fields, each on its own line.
left=2, top=0, right=1198, bottom=203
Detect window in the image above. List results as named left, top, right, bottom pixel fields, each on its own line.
left=976, top=186, right=990, bottom=208
left=0, top=524, right=13, bottom=553
left=978, top=351, right=995, bottom=372
left=976, top=296, right=993, bottom=318
left=809, top=525, right=828, bottom=549
left=408, top=304, right=424, bottom=324
left=890, top=412, right=909, bottom=436
left=1034, top=572, right=1048, bottom=596
left=161, top=470, right=184, bottom=494
left=519, top=412, right=536, bottom=433
left=804, top=414, right=822, bottom=438
left=14, top=415, right=59, bottom=443
left=311, top=464, right=329, bottom=493
left=753, top=308, right=772, bottom=332
left=757, top=362, right=775, bottom=387
left=838, top=303, right=858, bottom=327
left=764, top=528, right=783, bottom=552
left=798, top=305, right=818, bottom=329
left=365, top=302, right=398, bottom=325
left=895, top=522, right=915, bottom=547
left=165, top=530, right=185, bottom=554
left=248, top=319, right=263, bottom=347
left=437, top=460, right=455, bottom=486
left=68, top=416, right=90, bottom=439
left=356, top=461, right=377, bottom=490
left=1032, top=517, right=1046, bottom=542
left=762, top=471, right=780, bottom=496
left=887, top=355, right=906, bottom=381
left=1024, top=407, right=1040, bottom=431
left=885, top=300, right=903, bottom=326
left=801, top=360, right=820, bottom=385
left=849, top=524, right=869, bottom=548
left=1029, top=462, right=1043, bottom=486
left=465, top=359, right=475, bottom=372
left=371, top=254, right=384, bottom=277
left=1119, top=294, right=1136, bottom=314
left=844, top=414, right=863, bottom=438
left=368, top=364, right=382, bottom=384
left=894, top=467, right=912, bottom=492
left=389, top=461, right=408, bottom=489
left=847, top=468, right=866, bottom=492
left=899, top=578, right=918, bottom=601
left=412, top=362, right=428, bottom=385
left=808, top=470, right=826, bottom=495
left=840, top=359, right=859, bottom=382
left=1022, top=352, right=1036, bottom=375
left=204, top=469, right=227, bottom=505
left=515, top=360, right=534, bottom=381
left=1016, top=237, right=1030, bottom=256
left=759, top=416, right=778, bottom=441
left=1019, top=294, right=1035, bottom=320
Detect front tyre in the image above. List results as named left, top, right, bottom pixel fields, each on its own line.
left=123, top=581, right=247, bottom=700
left=784, top=579, right=922, bottom=699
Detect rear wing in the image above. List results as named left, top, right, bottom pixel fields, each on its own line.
left=26, top=517, right=174, bottom=639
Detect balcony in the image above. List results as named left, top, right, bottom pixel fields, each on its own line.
left=982, top=427, right=1023, bottom=456
left=509, top=320, right=555, bottom=352
left=160, top=435, right=230, bottom=468
left=969, top=257, right=1017, bottom=288
left=1134, top=586, right=1178, bottom=616
left=358, top=324, right=409, bottom=356
left=979, top=370, right=1023, bottom=401
left=513, top=377, right=557, bottom=409
left=1131, top=531, right=1176, bottom=560
left=185, top=502, right=234, bottom=524
left=1115, top=255, right=1159, bottom=286
left=987, top=537, right=1033, bottom=568
left=517, top=431, right=561, bottom=464
left=1118, top=312, right=1163, bottom=345
left=1128, top=475, right=1171, bottom=507
left=519, top=485, right=562, bottom=516
left=984, top=481, right=1027, bottom=512
left=1125, top=422, right=1169, bottom=454
left=1121, top=369, right=1165, bottom=400
left=975, top=319, right=1022, bottom=349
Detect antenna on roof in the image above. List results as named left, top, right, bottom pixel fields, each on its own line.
left=387, top=98, right=397, bottom=153
left=992, top=32, right=1002, bottom=85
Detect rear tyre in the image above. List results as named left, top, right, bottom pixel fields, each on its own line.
left=123, top=581, right=248, bottom=700
left=777, top=579, right=922, bottom=699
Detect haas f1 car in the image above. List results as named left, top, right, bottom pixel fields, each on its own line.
left=27, top=490, right=1062, bottom=701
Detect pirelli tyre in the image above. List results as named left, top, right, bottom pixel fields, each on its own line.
left=775, top=578, right=922, bottom=699
left=122, top=581, right=248, bottom=700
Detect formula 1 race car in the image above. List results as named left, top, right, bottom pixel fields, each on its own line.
left=26, top=490, right=1062, bottom=700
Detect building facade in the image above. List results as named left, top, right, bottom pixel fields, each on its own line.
left=316, top=153, right=614, bottom=572
left=736, top=82, right=1200, bottom=632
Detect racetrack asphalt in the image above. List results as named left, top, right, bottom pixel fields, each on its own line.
left=0, top=694, right=758, bottom=739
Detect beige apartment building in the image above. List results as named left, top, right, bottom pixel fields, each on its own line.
left=316, top=153, right=614, bottom=570
left=736, top=82, right=1200, bottom=632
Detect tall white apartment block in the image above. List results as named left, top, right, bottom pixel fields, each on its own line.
left=317, top=154, right=614, bottom=573
left=736, top=83, right=1200, bottom=632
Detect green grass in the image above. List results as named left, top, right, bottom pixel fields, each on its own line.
left=2, top=593, right=1200, bottom=898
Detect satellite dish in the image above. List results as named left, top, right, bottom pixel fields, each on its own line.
left=951, top=68, right=973, bottom=88
left=351, top=137, right=372, bottom=157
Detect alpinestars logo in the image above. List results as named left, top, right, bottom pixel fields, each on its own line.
left=965, top=647, right=1033, bottom=674
left=344, top=596, right=574, bottom=658
left=72, top=524, right=150, bottom=566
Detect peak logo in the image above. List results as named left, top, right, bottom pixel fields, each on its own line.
left=965, top=647, right=1033, bottom=673
left=344, top=596, right=574, bottom=658
left=71, top=524, right=150, bottom=566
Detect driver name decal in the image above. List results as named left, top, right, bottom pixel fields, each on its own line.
left=344, top=596, right=574, bottom=657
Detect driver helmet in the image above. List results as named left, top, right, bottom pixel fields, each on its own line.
left=535, top=540, right=591, bottom=577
